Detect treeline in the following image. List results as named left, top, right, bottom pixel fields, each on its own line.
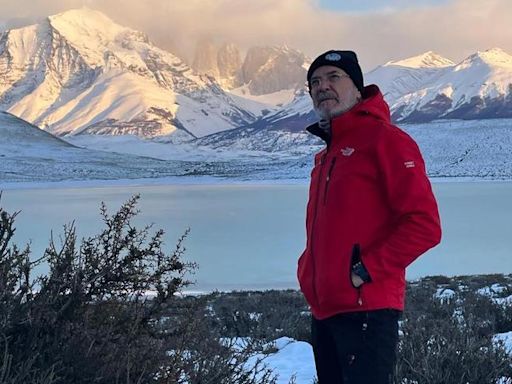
left=1, top=195, right=511, bottom=383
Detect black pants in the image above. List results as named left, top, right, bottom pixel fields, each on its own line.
left=311, top=309, right=400, bottom=384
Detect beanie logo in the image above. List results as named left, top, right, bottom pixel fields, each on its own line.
left=325, top=53, right=342, bottom=61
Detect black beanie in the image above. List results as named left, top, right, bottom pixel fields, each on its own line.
left=307, top=50, right=364, bottom=93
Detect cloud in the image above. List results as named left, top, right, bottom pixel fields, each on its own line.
left=0, top=0, right=510, bottom=71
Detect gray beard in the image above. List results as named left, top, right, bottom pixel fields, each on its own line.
left=314, top=106, right=345, bottom=121
left=313, top=95, right=362, bottom=120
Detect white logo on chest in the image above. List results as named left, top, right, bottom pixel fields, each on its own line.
left=341, top=147, right=355, bottom=156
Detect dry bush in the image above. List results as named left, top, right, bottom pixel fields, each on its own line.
left=0, top=195, right=277, bottom=384
left=397, top=279, right=512, bottom=383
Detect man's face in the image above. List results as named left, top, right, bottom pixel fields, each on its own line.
left=309, top=65, right=361, bottom=120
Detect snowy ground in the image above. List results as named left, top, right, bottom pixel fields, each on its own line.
left=246, top=337, right=316, bottom=384
left=2, top=112, right=512, bottom=184
left=266, top=280, right=512, bottom=383
left=263, top=333, right=512, bottom=383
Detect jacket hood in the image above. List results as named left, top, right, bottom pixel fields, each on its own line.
left=306, top=84, right=390, bottom=143
left=357, top=84, right=391, bottom=123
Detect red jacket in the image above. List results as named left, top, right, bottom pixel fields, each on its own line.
left=298, top=85, right=441, bottom=320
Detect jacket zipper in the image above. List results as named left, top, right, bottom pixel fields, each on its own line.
left=357, top=287, right=363, bottom=306
left=323, top=157, right=337, bottom=205
left=310, top=151, right=328, bottom=306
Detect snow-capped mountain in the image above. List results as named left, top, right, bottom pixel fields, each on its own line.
left=2, top=6, right=512, bottom=147
left=210, top=51, right=456, bottom=144
left=365, top=51, right=454, bottom=106
left=251, top=48, right=512, bottom=130
left=0, top=8, right=260, bottom=139
left=391, top=48, right=512, bottom=122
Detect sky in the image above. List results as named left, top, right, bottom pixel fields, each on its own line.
left=318, top=0, right=449, bottom=12
left=0, top=0, right=511, bottom=71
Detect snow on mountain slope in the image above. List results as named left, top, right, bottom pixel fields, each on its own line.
left=221, top=51, right=457, bottom=139
left=402, top=119, right=512, bottom=179
left=0, top=8, right=260, bottom=138
left=266, top=91, right=315, bottom=124
left=47, top=8, right=142, bottom=68
left=0, top=111, right=72, bottom=153
left=365, top=51, right=454, bottom=106
left=228, top=86, right=296, bottom=108
left=390, top=51, right=455, bottom=69
left=392, top=48, right=512, bottom=122
left=3, top=110, right=512, bottom=182
left=200, top=118, right=512, bottom=179
left=194, top=89, right=318, bottom=155
left=0, top=110, right=308, bottom=183
left=0, top=110, right=192, bottom=182
left=257, top=48, right=512, bottom=126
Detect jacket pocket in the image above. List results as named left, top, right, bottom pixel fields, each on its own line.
left=350, top=243, right=372, bottom=285
left=349, top=243, right=374, bottom=306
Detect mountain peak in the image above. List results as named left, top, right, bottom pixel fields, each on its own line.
left=48, top=6, right=113, bottom=24
left=468, top=48, right=512, bottom=68
left=49, top=7, right=117, bottom=28
left=386, top=51, right=454, bottom=69
left=48, top=8, right=128, bottom=47
left=45, top=7, right=154, bottom=70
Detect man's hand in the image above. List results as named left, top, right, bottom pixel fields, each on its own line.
left=351, top=272, right=365, bottom=288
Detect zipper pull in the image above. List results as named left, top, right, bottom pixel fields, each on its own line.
left=357, top=288, right=363, bottom=306
left=326, top=158, right=336, bottom=181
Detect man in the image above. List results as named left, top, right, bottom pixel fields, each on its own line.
left=297, top=50, right=442, bottom=383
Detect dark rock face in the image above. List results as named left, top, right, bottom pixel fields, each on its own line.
left=241, top=47, right=307, bottom=95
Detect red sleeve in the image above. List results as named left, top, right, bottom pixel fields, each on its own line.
left=362, top=126, right=442, bottom=276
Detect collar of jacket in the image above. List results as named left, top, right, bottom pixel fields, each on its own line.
left=306, top=84, right=390, bottom=145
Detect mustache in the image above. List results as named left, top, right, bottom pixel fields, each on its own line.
left=316, top=92, right=338, bottom=102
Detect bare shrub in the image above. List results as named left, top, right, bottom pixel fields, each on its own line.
left=397, top=279, right=512, bottom=383
left=0, top=194, right=278, bottom=384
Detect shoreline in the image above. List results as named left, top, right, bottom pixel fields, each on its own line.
left=1, top=175, right=512, bottom=191
left=180, top=272, right=512, bottom=295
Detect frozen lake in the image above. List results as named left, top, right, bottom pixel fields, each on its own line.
left=1, top=180, right=511, bottom=291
